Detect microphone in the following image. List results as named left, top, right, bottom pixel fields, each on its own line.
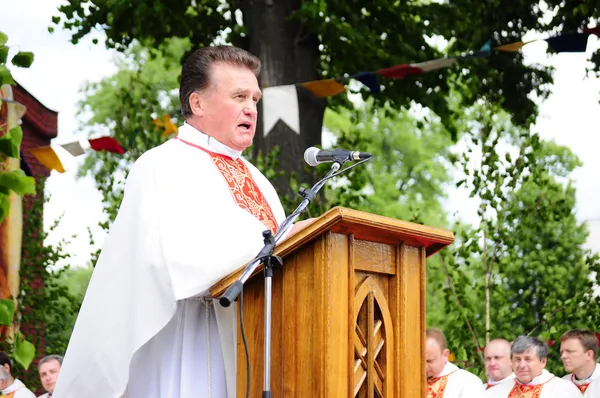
left=304, top=147, right=372, bottom=167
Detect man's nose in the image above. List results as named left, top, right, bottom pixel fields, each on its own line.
left=244, top=102, right=257, bottom=116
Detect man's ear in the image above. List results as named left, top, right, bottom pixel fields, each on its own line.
left=3, top=364, right=9, bottom=374
left=189, top=91, right=204, bottom=117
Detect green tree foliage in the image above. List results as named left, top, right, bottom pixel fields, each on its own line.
left=428, top=104, right=600, bottom=376
left=51, top=0, right=599, bottom=195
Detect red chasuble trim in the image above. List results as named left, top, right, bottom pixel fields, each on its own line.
left=175, top=136, right=279, bottom=234
left=570, top=374, right=591, bottom=394
left=507, top=378, right=553, bottom=398
left=427, top=370, right=457, bottom=398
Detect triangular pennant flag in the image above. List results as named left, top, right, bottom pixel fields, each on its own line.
left=301, top=79, right=346, bottom=97
left=585, top=27, right=600, bottom=37
left=29, top=146, right=65, bottom=173
left=376, top=64, right=424, bottom=79
left=262, top=85, right=300, bottom=137
left=546, top=33, right=590, bottom=53
left=412, top=57, right=457, bottom=72
left=495, top=41, right=530, bottom=52
left=351, top=72, right=381, bottom=93
left=152, top=114, right=178, bottom=137
left=88, top=136, right=125, bottom=154
left=61, top=141, right=85, bottom=156
left=459, top=41, right=493, bottom=59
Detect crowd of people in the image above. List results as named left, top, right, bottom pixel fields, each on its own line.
left=427, top=328, right=600, bottom=397
left=0, top=352, right=61, bottom=397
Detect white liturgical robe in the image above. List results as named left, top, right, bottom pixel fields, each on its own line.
left=53, top=123, right=288, bottom=398
left=484, top=373, right=516, bottom=391
left=427, top=362, right=484, bottom=398
left=484, top=369, right=582, bottom=398
left=563, top=364, right=600, bottom=396
left=1, top=379, right=35, bottom=398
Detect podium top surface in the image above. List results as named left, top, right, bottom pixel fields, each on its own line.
left=210, top=207, right=453, bottom=297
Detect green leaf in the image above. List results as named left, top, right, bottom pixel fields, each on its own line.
left=0, top=126, right=23, bottom=158
left=0, top=32, right=7, bottom=47
left=0, top=299, right=14, bottom=325
left=0, top=65, right=15, bottom=86
left=0, top=194, right=9, bottom=223
left=0, top=170, right=36, bottom=196
left=0, top=46, right=8, bottom=64
left=14, top=333, right=35, bottom=370
left=11, top=51, right=34, bottom=68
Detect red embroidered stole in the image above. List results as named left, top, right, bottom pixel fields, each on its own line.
left=427, top=370, right=457, bottom=398
left=176, top=137, right=278, bottom=234
left=507, top=383, right=546, bottom=398
left=571, top=374, right=592, bottom=394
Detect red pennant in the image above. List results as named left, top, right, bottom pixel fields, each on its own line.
left=376, top=64, right=425, bottom=79
left=88, top=137, right=125, bottom=154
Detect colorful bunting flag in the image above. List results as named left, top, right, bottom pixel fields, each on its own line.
left=61, top=141, right=85, bottom=157
left=585, top=27, right=600, bottom=36
left=88, top=137, right=125, bottom=154
left=546, top=32, right=591, bottom=53
left=413, top=58, right=458, bottom=72
left=301, top=79, right=346, bottom=97
left=152, top=114, right=178, bottom=137
left=494, top=41, right=531, bottom=52
left=262, top=85, right=300, bottom=137
left=377, top=64, right=424, bottom=79
left=29, top=146, right=65, bottom=173
left=351, top=72, right=380, bottom=93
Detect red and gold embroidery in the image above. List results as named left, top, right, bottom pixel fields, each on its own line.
left=577, top=384, right=590, bottom=394
left=507, top=384, right=544, bottom=398
left=176, top=137, right=278, bottom=234
left=427, top=372, right=455, bottom=398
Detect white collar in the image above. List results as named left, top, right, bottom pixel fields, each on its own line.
left=488, top=373, right=516, bottom=386
left=437, top=361, right=459, bottom=377
left=177, top=122, right=243, bottom=160
left=516, top=369, right=553, bottom=386
left=2, top=378, right=25, bottom=394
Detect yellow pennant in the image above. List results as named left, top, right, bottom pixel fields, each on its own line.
left=302, top=79, right=346, bottom=98
left=494, top=41, right=534, bottom=52
left=152, top=114, right=178, bottom=137
left=29, top=146, right=65, bottom=173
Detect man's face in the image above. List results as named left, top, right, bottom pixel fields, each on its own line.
left=426, top=338, right=450, bottom=379
left=512, top=348, right=546, bottom=384
left=561, top=338, right=593, bottom=373
left=485, top=342, right=513, bottom=381
left=194, top=62, right=261, bottom=151
left=39, top=359, right=61, bottom=394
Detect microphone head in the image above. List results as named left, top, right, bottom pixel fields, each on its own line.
left=304, top=147, right=320, bottom=167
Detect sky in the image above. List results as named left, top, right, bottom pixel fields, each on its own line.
left=1, top=0, right=599, bottom=268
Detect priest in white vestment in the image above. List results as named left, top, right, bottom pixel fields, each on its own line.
left=425, top=328, right=484, bottom=398
left=560, top=329, right=600, bottom=396
left=53, top=46, right=311, bottom=398
left=484, top=336, right=581, bottom=398
left=484, top=339, right=516, bottom=390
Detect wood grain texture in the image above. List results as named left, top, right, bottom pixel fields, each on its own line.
left=212, top=207, right=452, bottom=397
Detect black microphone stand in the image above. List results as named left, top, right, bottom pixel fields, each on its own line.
left=219, top=154, right=370, bottom=398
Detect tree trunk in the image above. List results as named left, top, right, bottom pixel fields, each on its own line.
left=240, top=0, right=325, bottom=199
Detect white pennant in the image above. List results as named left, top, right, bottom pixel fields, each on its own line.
left=262, top=85, right=300, bottom=137
left=61, top=141, right=86, bottom=156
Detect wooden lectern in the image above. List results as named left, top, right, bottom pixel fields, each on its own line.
left=211, top=207, right=454, bottom=398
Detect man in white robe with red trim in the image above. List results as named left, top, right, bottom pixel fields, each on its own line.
left=54, top=46, right=309, bottom=398
left=484, top=336, right=580, bottom=398
left=484, top=339, right=515, bottom=390
left=560, top=329, right=600, bottom=396
left=425, top=328, right=484, bottom=398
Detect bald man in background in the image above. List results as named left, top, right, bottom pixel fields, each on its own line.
left=484, top=339, right=515, bottom=390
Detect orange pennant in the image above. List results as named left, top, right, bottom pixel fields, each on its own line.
left=152, top=115, right=178, bottom=137
left=302, top=79, right=346, bottom=98
left=29, top=146, right=65, bottom=173
left=494, top=41, right=533, bottom=52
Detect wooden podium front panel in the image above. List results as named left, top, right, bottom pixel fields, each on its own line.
left=236, top=232, right=426, bottom=397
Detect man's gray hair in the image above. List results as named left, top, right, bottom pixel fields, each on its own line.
left=38, top=354, right=63, bottom=369
left=511, top=336, right=549, bottom=360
